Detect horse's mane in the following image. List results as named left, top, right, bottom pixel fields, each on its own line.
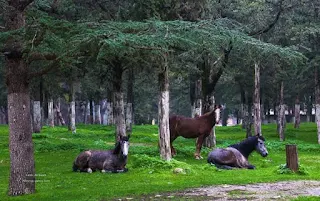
left=229, top=135, right=265, bottom=159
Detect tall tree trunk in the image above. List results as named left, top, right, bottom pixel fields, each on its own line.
left=253, top=63, right=262, bottom=136
left=5, top=1, right=35, bottom=195
left=7, top=60, right=35, bottom=196
left=278, top=81, right=285, bottom=141
left=306, top=96, right=312, bottom=122
left=68, top=83, right=76, bottom=133
left=55, top=98, right=65, bottom=126
left=112, top=58, right=126, bottom=141
left=315, top=65, right=320, bottom=144
left=80, top=101, right=86, bottom=124
left=48, top=99, right=54, bottom=127
left=126, top=68, right=134, bottom=134
left=114, top=92, right=126, bottom=140
left=32, top=81, right=41, bottom=133
left=85, top=101, right=90, bottom=124
left=90, top=100, right=95, bottom=124
left=126, top=103, right=133, bottom=134
left=245, top=96, right=253, bottom=138
left=33, top=100, right=41, bottom=133
left=94, top=103, right=101, bottom=124
left=240, top=87, right=246, bottom=128
left=192, top=79, right=202, bottom=117
left=106, top=101, right=113, bottom=125
left=158, top=54, right=171, bottom=160
left=294, top=94, right=301, bottom=128
left=101, top=99, right=108, bottom=125
left=203, top=95, right=216, bottom=148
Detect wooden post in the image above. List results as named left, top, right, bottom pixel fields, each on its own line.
left=286, top=144, right=298, bottom=172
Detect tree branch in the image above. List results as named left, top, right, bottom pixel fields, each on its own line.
left=249, top=0, right=283, bottom=36
left=207, top=41, right=233, bottom=94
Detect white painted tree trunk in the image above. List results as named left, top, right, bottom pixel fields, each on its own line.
left=48, top=99, right=54, bottom=128
left=106, top=102, right=113, bottom=125
left=101, top=99, right=108, bottom=125
left=278, top=81, right=285, bottom=141
left=126, top=103, right=133, bottom=134
left=279, top=104, right=286, bottom=141
left=158, top=54, right=171, bottom=161
left=94, top=104, right=101, bottom=124
left=55, top=99, right=65, bottom=126
left=69, top=101, right=76, bottom=134
left=33, top=101, right=41, bottom=133
left=114, top=92, right=126, bottom=140
left=85, top=101, right=90, bottom=124
left=253, top=63, right=262, bottom=136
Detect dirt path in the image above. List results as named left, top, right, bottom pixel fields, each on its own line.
left=120, top=180, right=320, bottom=201
left=171, top=180, right=320, bottom=200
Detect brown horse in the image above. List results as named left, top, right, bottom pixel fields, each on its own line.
left=169, top=105, right=221, bottom=159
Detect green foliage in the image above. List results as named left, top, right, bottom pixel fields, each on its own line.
left=130, top=154, right=192, bottom=171
left=276, top=164, right=309, bottom=176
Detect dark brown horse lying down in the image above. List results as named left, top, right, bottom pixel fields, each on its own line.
left=169, top=105, right=221, bottom=159
left=73, top=136, right=130, bottom=173
left=207, top=135, right=268, bottom=169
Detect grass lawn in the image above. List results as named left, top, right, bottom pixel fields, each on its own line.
left=0, top=123, right=320, bottom=201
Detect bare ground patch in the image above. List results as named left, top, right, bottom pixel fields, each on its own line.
left=115, top=180, right=320, bottom=201
left=173, top=180, right=320, bottom=200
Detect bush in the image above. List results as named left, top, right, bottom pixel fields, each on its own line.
left=276, top=164, right=309, bottom=175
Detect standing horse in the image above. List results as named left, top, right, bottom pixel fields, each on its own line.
left=169, top=105, right=221, bottom=159
left=207, top=135, right=268, bottom=169
left=73, top=135, right=130, bottom=173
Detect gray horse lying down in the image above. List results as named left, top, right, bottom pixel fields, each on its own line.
left=207, top=135, right=268, bottom=169
left=73, top=136, right=130, bottom=173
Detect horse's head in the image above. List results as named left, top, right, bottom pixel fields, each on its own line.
left=214, top=105, right=222, bottom=124
left=255, top=135, right=268, bottom=157
left=119, top=135, right=130, bottom=157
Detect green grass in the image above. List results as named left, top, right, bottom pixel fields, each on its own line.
left=0, top=123, right=320, bottom=201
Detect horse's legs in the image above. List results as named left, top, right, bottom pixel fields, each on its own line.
left=170, top=135, right=178, bottom=156
left=210, top=163, right=234, bottom=170
left=79, top=168, right=93, bottom=173
left=195, top=135, right=205, bottom=159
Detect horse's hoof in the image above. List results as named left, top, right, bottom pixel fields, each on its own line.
left=101, top=169, right=106, bottom=173
left=87, top=168, right=93, bottom=173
